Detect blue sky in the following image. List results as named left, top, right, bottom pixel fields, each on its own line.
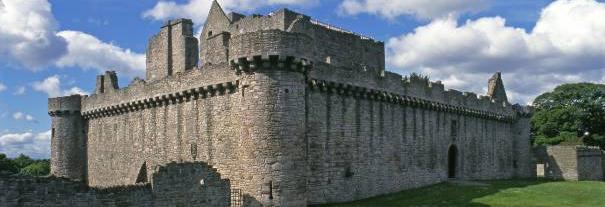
left=1, top=0, right=604, bottom=158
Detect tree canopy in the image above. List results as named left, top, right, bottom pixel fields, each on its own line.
left=0, top=153, right=50, bottom=177
left=531, top=83, right=605, bottom=148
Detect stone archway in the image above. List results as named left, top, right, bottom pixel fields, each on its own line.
left=448, top=145, right=458, bottom=179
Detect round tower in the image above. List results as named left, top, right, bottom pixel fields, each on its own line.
left=48, top=95, right=87, bottom=181
left=231, top=54, right=312, bottom=206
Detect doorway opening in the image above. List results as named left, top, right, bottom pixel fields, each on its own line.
left=448, top=145, right=458, bottom=179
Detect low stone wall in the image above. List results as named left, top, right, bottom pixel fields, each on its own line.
left=0, top=177, right=152, bottom=207
left=0, top=162, right=230, bottom=207
left=576, top=146, right=604, bottom=181
left=535, top=145, right=604, bottom=181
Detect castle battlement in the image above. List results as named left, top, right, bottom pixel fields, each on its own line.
left=200, top=1, right=384, bottom=72
left=48, top=95, right=82, bottom=115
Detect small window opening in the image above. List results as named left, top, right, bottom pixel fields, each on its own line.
left=344, top=166, right=354, bottom=178
left=284, top=89, right=289, bottom=93
left=268, top=181, right=274, bottom=200
left=326, top=56, right=332, bottom=64
left=208, top=31, right=213, bottom=37
left=190, top=144, right=198, bottom=160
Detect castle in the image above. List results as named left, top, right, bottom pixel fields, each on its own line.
left=41, top=1, right=534, bottom=206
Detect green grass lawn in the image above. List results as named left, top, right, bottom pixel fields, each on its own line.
left=322, top=180, right=605, bottom=207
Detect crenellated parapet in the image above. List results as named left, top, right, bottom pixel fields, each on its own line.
left=230, top=55, right=313, bottom=74
left=48, top=95, right=82, bottom=116
left=228, top=29, right=314, bottom=62
left=307, top=78, right=516, bottom=122
left=308, top=63, right=516, bottom=118
left=199, top=1, right=383, bottom=71
left=82, top=80, right=239, bottom=119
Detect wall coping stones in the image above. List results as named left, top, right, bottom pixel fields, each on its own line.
left=81, top=80, right=239, bottom=119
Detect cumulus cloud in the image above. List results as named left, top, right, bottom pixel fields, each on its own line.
left=0, top=82, right=6, bottom=92
left=32, top=75, right=89, bottom=98
left=12, top=112, right=36, bottom=122
left=56, top=31, right=145, bottom=77
left=0, top=0, right=67, bottom=67
left=386, top=0, right=605, bottom=104
left=338, top=0, right=490, bottom=20
left=0, top=130, right=50, bottom=158
left=0, top=0, right=144, bottom=77
left=143, top=0, right=317, bottom=26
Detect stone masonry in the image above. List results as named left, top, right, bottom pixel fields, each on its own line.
left=43, top=1, right=534, bottom=206
left=535, top=145, right=604, bottom=181
left=0, top=162, right=231, bottom=207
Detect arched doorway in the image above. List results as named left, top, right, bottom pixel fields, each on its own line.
left=448, top=145, right=458, bottom=179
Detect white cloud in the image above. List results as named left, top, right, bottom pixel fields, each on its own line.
left=0, top=130, right=50, bottom=158
left=338, top=0, right=490, bottom=20
left=12, top=112, right=36, bottom=122
left=32, top=75, right=61, bottom=97
left=13, top=86, right=25, bottom=95
left=143, top=0, right=317, bottom=26
left=32, top=75, right=89, bottom=98
left=0, top=0, right=67, bottom=67
left=386, top=0, right=605, bottom=104
left=0, top=82, right=6, bottom=92
left=0, top=0, right=144, bottom=77
left=62, top=86, right=89, bottom=97
left=56, top=31, right=145, bottom=77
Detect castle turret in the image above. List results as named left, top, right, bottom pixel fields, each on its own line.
left=146, top=18, right=199, bottom=81
left=48, top=95, right=87, bottom=181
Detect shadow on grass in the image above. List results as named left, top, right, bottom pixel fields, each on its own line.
left=319, top=179, right=550, bottom=207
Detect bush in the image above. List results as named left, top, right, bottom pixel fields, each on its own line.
left=20, top=161, right=50, bottom=177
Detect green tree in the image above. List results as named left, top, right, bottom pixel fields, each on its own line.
left=0, top=153, right=18, bottom=175
left=12, top=154, right=34, bottom=169
left=531, top=83, right=605, bottom=148
left=20, top=161, right=50, bottom=177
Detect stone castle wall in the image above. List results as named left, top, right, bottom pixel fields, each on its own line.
left=536, top=146, right=604, bottom=181
left=47, top=2, right=534, bottom=206
left=80, top=60, right=311, bottom=206
left=302, top=64, right=526, bottom=204
left=0, top=162, right=230, bottom=207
